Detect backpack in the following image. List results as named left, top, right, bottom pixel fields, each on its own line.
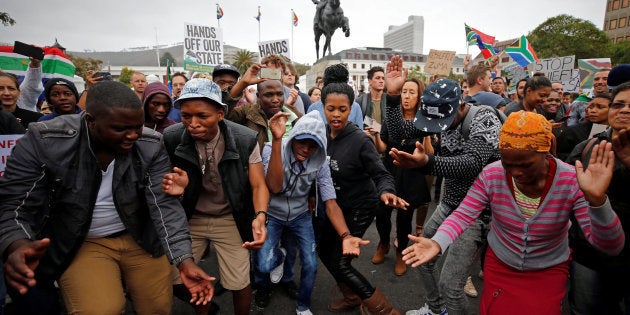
left=461, top=102, right=507, bottom=140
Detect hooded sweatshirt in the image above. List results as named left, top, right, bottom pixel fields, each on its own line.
left=263, top=111, right=334, bottom=221
left=142, top=82, right=175, bottom=133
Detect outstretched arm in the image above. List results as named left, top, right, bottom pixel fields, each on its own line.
left=4, top=238, right=50, bottom=294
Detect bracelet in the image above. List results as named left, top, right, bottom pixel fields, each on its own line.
left=339, top=231, right=351, bottom=240
left=255, top=210, right=268, bottom=226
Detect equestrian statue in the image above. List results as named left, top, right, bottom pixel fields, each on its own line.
left=313, top=0, right=350, bottom=60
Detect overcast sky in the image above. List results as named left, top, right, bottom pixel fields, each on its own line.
left=2, top=0, right=606, bottom=65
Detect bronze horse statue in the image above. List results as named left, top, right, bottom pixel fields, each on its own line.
left=313, top=0, right=350, bottom=60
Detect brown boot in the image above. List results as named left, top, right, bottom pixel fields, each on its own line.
left=394, top=251, right=407, bottom=276
left=360, top=288, right=401, bottom=315
left=371, top=243, right=390, bottom=264
left=328, top=283, right=361, bottom=312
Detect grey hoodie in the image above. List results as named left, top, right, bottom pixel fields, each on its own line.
left=263, top=111, right=328, bottom=221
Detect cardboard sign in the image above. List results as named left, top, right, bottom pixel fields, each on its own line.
left=258, top=39, right=291, bottom=60
left=0, top=134, right=23, bottom=177
left=532, top=55, right=580, bottom=93
left=183, top=23, right=223, bottom=72
left=502, top=63, right=528, bottom=94
left=578, top=58, right=612, bottom=90
left=424, top=49, right=456, bottom=77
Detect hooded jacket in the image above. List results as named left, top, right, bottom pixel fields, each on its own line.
left=264, top=111, right=328, bottom=221
left=142, top=82, right=175, bottom=133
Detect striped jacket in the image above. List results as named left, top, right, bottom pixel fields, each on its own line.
left=432, top=158, right=624, bottom=271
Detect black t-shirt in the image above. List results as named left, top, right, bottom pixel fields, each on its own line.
left=11, top=107, right=43, bottom=129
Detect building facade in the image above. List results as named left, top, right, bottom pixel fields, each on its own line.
left=604, top=0, right=630, bottom=43
left=383, top=16, right=425, bottom=55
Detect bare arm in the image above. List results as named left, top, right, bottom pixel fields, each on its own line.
left=243, top=162, right=269, bottom=250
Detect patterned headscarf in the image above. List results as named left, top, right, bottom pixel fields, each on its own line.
left=499, top=111, right=552, bottom=153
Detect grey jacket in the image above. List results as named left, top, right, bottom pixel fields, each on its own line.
left=0, top=113, right=192, bottom=281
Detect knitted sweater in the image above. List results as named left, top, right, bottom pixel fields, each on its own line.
left=432, top=159, right=624, bottom=271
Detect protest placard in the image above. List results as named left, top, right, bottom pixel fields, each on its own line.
left=424, top=49, right=456, bottom=77
left=0, top=134, right=23, bottom=176
left=258, top=39, right=291, bottom=60
left=183, top=23, right=223, bottom=72
left=578, top=58, right=611, bottom=90
left=502, top=63, right=528, bottom=94
left=532, top=55, right=580, bottom=93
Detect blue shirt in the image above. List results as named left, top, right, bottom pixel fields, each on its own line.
left=307, top=100, right=364, bottom=130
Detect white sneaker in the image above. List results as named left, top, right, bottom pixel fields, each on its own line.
left=464, top=276, right=478, bottom=298
left=270, top=247, right=287, bottom=284
left=406, top=303, right=448, bottom=315
left=296, top=308, right=313, bottom=315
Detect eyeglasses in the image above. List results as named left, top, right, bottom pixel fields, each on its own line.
left=610, top=102, right=630, bottom=110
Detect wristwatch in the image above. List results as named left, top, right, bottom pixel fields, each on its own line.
left=255, top=210, right=268, bottom=226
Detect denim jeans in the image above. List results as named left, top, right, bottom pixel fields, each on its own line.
left=254, top=211, right=317, bottom=310
left=569, top=261, right=630, bottom=315
left=419, top=203, right=488, bottom=315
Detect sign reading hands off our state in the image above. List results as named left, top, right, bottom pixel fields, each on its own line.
left=424, top=50, right=456, bottom=77
left=183, top=23, right=223, bottom=72
left=0, top=134, right=23, bottom=177
left=532, top=55, right=580, bottom=93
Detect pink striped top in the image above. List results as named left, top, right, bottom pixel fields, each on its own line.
left=432, top=159, right=624, bottom=271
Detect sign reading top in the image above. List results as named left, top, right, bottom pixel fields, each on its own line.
left=183, top=23, right=223, bottom=72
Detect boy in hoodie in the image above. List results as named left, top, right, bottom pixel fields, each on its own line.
left=255, top=110, right=366, bottom=315
left=142, top=82, right=175, bottom=133
left=38, top=78, right=82, bottom=122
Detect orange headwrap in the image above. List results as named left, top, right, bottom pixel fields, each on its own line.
left=499, top=111, right=553, bottom=153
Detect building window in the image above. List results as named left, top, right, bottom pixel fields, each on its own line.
left=621, top=17, right=627, bottom=28
left=502, top=57, right=510, bottom=63
left=605, top=21, right=608, bottom=30
left=411, top=56, right=417, bottom=62
left=354, top=53, right=360, bottom=59
left=614, top=0, right=620, bottom=10
left=346, top=53, right=353, bottom=58
left=608, top=1, right=612, bottom=11
left=353, top=63, right=356, bottom=69
left=403, top=55, right=409, bottom=61
left=371, top=54, right=377, bottom=60
left=380, top=54, right=386, bottom=60
left=456, top=68, right=460, bottom=73
left=611, top=19, right=618, bottom=29
left=361, top=64, right=365, bottom=69
left=624, top=0, right=630, bottom=7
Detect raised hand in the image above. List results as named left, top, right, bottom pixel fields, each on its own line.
left=576, top=140, right=615, bottom=207
left=341, top=236, right=370, bottom=257
left=4, top=238, right=50, bottom=294
left=385, top=55, right=407, bottom=95
left=287, top=88, right=299, bottom=106
left=389, top=141, right=428, bottom=168
left=381, top=193, right=409, bottom=210
left=269, top=112, right=291, bottom=140
left=162, top=167, right=189, bottom=196
left=241, top=63, right=265, bottom=86
left=401, top=235, right=441, bottom=268
left=178, top=259, right=216, bottom=305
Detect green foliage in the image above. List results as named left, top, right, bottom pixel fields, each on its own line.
left=232, top=49, right=256, bottom=75
left=608, top=40, right=630, bottom=65
left=528, top=14, right=609, bottom=62
left=119, top=67, right=134, bottom=86
left=160, top=52, right=175, bottom=67
left=294, top=63, right=311, bottom=76
left=407, top=65, right=427, bottom=83
left=66, top=53, right=103, bottom=78
left=0, top=12, right=16, bottom=26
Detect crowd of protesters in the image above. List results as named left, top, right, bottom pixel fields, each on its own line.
left=0, top=47, right=629, bottom=315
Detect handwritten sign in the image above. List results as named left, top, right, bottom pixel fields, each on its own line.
left=0, top=134, right=23, bottom=177
left=258, top=39, right=291, bottom=60
left=183, top=23, right=223, bottom=72
left=532, top=55, right=580, bottom=93
left=424, top=49, right=456, bottom=77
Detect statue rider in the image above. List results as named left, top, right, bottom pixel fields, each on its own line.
left=313, top=0, right=327, bottom=25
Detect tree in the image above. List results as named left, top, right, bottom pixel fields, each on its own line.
left=528, top=14, right=609, bottom=62
left=407, top=65, right=427, bottom=83
left=160, top=52, right=176, bottom=67
left=66, top=53, right=103, bottom=78
left=119, top=67, right=134, bottom=86
left=232, top=49, right=256, bottom=74
left=609, top=40, right=630, bottom=65
left=0, top=12, right=16, bottom=26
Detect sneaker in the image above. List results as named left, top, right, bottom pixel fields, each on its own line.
left=406, top=303, right=448, bottom=315
left=296, top=308, right=313, bottom=315
left=279, top=280, right=299, bottom=300
left=270, top=247, right=287, bottom=284
left=464, top=276, right=478, bottom=298
left=255, top=288, right=271, bottom=308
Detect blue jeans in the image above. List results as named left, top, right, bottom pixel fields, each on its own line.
left=255, top=211, right=317, bottom=310
left=419, top=203, right=488, bottom=315
left=569, top=261, right=630, bottom=315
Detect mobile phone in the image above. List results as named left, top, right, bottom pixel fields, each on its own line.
left=93, top=71, right=112, bottom=81
left=13, top=41, right=45, bottom=60
left=260, top=68, right=282, bottom=80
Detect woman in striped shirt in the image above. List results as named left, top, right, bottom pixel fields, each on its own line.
left=399, top=110, right=624, bottom=315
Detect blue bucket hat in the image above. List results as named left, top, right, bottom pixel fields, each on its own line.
left=174, top=78, right=228, bottom=113
left=414, top=79, right=462, bottom=133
